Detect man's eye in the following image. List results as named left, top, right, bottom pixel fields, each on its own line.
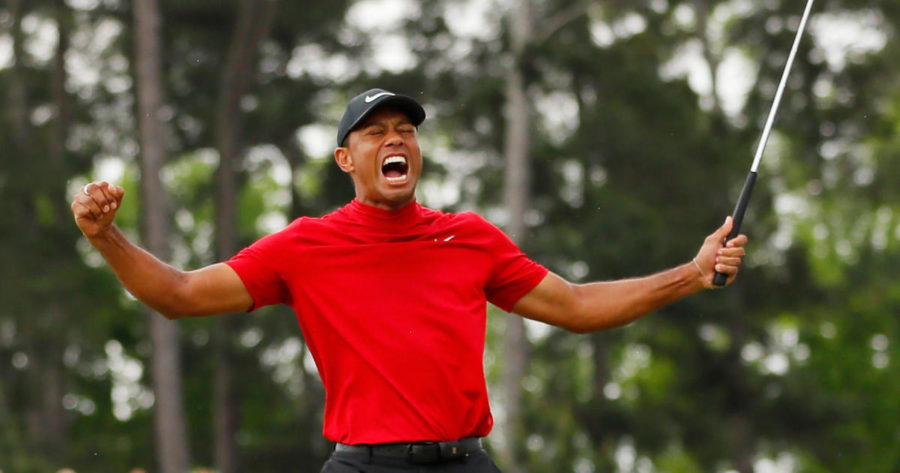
left=399, top=128, right=415, bottom=134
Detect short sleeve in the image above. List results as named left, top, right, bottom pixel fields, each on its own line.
left=478, top=216, right=548, bottom=312
left=224, top=230, right=292, bottom=311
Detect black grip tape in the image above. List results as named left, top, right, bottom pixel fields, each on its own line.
left=713, top=171, right=757, bottom=287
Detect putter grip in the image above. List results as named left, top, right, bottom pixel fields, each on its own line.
left=713, top=171, right=757, bottom=286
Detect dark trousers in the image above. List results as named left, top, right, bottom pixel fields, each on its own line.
left=320, top=450, right=504, bottom=473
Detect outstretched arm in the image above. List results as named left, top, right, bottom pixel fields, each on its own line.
left=71, top=181, right=253, bottom=319
left=512, top=217, right=747, bottom=333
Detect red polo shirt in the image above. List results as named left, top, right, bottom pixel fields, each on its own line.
left=225, top=199, right=548, bottom=444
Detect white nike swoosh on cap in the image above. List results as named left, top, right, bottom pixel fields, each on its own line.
left=364, top=92, right=395, bottom=103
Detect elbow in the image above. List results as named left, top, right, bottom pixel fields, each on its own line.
left=127, top=288, right=189, bottom=320
left=560, top=303, right=623, bottom=334
left=147, top=300, right=190, bottom=320
left=558, top=289, right=598, bottom=334
left=565, top=286, right=635, bottom=334
left=546, top=287, right=604, bottom=334
left=159, top=308, right=187, bottom=320
left=563, top=318, right=622, bottom=335
left=150, top=283, right=198, bottom=320
left=567, top=323, right=594, bottom=335
left=555, top=314, right=590, bottom=334
left=554, top=306, right=598, bottom=334
left=561, top=319, right=602, bottom=335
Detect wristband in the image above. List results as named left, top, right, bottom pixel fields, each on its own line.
left=691, top=258, right=704, bottom=278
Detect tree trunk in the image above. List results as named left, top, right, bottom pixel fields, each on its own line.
left=282, top=138, right=307, bottom=219
left=51, top=0, right=70, bottom=174
left=8, top=0, right=69, bottom=458
left=499, top=3, right=533, bottom=472
left=133, top=1, right=192, bottom=472
left=8, top=0, right=35, bottom=448
left=38, top=324, right=67, bottom=454
left=0, top=381, right=24, bottom=469
left=7, top=0, right=29, bottom=145
left=36, top=3, right=76, bottom=461
left=727, top=284, right=754, bottom=473
left=694, top=0, right=722, bottom=115
left=212, top=2, right=277, bottom=472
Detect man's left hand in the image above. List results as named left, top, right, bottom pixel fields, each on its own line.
left=693, top=216, right=748, bottom=288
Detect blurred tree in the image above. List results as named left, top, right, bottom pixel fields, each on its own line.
left=210, top=1, right=278, bottom=472
left=0, top=0, right=136, bottom=470
left=498, top=2, right=534, bottom=472
left=133, top=0, right=193, bottom=472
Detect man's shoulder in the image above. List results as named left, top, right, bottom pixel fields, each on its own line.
left=418, top=205, right=483, bottom=225
left=288, top=208, right=350, bottom=239
left=253, top=205, right=346, bottom=242
left=448, top=209, right=497, bottom=228
left=422, top=207, right=505, bottom=241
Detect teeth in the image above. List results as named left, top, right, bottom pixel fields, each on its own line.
left=385, top=176, right=406, bottom=182
left=384, top=156, right=407, bottom=166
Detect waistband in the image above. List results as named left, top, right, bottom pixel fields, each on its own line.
left=334, top=437, right=483, bottom=464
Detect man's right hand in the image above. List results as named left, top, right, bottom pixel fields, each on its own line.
left=71, top=181, right=125, bottom=239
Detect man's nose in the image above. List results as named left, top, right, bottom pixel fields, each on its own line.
left=384, top=128, right=403, bottom=146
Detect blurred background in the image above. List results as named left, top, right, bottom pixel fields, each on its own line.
left=1, top=0, right=898, bottom=472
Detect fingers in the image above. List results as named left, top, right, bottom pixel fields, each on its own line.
left=718, top=245, right=746, bottom=258
left=715, top=256, right=743, bottom=268
left=71, top=197, right=98, bottom=222
left=74, top=193, right=104, bottom=220
left=719, top=235, right=748, bottom=275
left=713, top=246, right=744, bottom=277
left=704, top=217, right=737, bottom=247
left=715, top=216, right=734, bottom=237
left=71, top=181, right=125, bottom=236
left=82, top=181, right=121, bottom=213
left=108, top=182, right=125, bottom=199
left=726, top=234, right=748, bottom=248
left=695, top=217, right=749, bottom=289
left=715, top=261, right=739, bottom=274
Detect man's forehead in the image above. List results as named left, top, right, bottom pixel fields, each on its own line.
left=356, top=107, right=415, bottom=127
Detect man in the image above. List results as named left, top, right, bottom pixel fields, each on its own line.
left=71, top=88, right=747, bottom=473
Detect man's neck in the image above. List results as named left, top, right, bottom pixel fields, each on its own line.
left=355, top=195, right=415, bottom=211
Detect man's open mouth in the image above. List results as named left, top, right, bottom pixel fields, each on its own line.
left=381, top=156, right=409, bottom=183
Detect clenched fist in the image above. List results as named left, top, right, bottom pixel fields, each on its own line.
left=71, top=181, right=125, bottom=239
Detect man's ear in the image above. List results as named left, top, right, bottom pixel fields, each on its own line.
left=334, top=147, right=354, bottom=173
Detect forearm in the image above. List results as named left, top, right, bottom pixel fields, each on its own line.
left=514, top=218, right=747, bottom=333
left=87, top=224, right=190, bottom=318
left=567, top=262, right=705, bottom=332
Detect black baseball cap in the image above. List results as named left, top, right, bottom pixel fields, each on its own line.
left=336, top=88, right=426, bottom=147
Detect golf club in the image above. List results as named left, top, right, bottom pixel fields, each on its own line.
left=713, top=0, right=816, bottom=286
